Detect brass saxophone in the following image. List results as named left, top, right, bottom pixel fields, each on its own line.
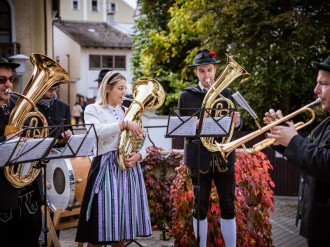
left=117, top=78, right=165, bottom=169
left=200, top=54, right=248, bottom=152
left=4, top=53, right=69, bottom=188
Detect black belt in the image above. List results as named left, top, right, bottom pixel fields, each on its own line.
left=185, top=139, right=200, bottom=144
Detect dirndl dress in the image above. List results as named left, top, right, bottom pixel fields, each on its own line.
left=75, top=151, right=152, bottom=244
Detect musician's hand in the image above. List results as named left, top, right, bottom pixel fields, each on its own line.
left=196, top=112, right=209, bottom=128
left=126, top=121, right=144, bottom=139
left=232, top=111, right=240, bottom=126
left=124, top=152, right=142, bottom=168
left=62, top=129, right=73, bottom=139
left=267, top=122, right=297, bottom=147
left=6, top=132, right=19, bottom=140
left=264, top=109, right=283, bottom=125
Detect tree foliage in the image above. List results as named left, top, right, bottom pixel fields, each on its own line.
left=132, top=0, right=330, bottom=129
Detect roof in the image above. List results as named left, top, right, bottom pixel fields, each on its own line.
left=53, top=20, right=132, bottom=49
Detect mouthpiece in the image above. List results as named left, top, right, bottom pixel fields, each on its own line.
left=5, top=89, right=11, bottom=94
left=205, top=78, right=211, bottom=84
left=313, top=98, right=322, bottom=105
left=123, top=97, right=134, bottom=102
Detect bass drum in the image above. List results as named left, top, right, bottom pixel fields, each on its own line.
left=46, top=150, right=92, bottom=212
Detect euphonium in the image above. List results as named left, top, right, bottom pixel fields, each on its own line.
left=117, top=78, right=165, bottom=169
left=217, top=98, right=321, bottom=162
left=4, top=53, right=69, bottom=188
left=201, top=55, right=248, bottom=152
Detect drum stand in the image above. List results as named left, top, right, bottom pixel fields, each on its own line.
left=40, top=158, right=81, bottom=247
left=46, top=124, right=96, bottom=247
left=46, top=207, right=82, bottom=247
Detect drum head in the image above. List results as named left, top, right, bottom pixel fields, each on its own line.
left=46, top=158, right=75, bottom=212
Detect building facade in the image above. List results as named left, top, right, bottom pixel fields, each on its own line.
left=53, top=0, right=136, bottom=106
left=0, top=0, right=55, bottom=92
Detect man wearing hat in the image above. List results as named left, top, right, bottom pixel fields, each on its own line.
left=264, top=55, right=330, bottom=247
left=178, top=49, right=242, bottom=247
left=95, top=69, right=112, bottom=88
left=0, top=56, right=43, bottom=246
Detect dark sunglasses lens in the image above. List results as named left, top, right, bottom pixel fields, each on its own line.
left=0, top=76, right=15, bottom=84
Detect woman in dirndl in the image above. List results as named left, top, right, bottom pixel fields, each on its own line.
left=75, top=71, right=152, bottom=247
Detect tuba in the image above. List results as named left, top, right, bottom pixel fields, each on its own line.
left=200, top=54, right=248, bottom=152
left=117, top=78, right=165, bottom=169
left=4, top=53, right=69, bottom=188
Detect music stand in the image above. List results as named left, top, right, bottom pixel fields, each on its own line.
left=2, top=123, right=97, bottom=247
left=125, top=239, right=144, bottom=247
left=165, top=107, right=234, bottom=247
left=1, top=125, right=61, bottom=247
left=46, top=123, right=97, bottom=159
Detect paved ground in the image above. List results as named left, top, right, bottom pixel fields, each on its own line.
left=57, top=196, right=307, bottom=247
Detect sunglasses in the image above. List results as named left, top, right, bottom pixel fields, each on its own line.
left=0, top=76, right=16, bottom=84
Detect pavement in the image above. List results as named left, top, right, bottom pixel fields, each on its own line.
left=56, top=196, right=307, bottom=247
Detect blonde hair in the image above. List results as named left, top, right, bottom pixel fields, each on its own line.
left=95, top=71, right=126, bottom=106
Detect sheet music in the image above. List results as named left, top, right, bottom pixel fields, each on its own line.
left=167, top=116, right=197, bottom=136
left=201, top=116, right=232, bottom=136
left=61, top=134, right=96, bottom=156
left=232, top=91, right=258, bottom=119
left=15, top=138, right=54, bottom=163
left=0, top=139, right=24, bottom=167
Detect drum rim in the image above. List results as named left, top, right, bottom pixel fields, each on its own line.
left=46, top=152, right=75, bottom=212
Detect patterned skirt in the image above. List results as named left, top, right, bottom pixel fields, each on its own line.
left=75, top=151, right=152, bottom=244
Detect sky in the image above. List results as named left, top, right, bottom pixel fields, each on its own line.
left=123, top=0, right=137, bottom=9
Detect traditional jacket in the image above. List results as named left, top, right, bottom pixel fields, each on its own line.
left=0, top=95, right=42, bottom=209
left=84, top=103, right=148, bottom=159
left=279, top=115, right=330, bottom=240
left=178, top=85, right=241, bottom=169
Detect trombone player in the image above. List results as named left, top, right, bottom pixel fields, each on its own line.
left=264, top=54, right=330, bottom=247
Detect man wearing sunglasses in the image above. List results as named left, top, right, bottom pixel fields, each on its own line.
left=0, top=56, right=43, bottom=246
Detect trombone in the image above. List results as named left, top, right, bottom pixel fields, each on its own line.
left=217, top=98, right=321, bottom=162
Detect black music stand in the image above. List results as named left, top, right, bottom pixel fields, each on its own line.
left=44, top=124, right=97, bottom=245
left=1, top=125, right=60, bottom=247
left=165, top=107, right=234, bottom=247
left=125, top=239, right=143, bottom=247
left=2, top=124, right=97, bottom=247
left=46, top=123, right=97, bottom=159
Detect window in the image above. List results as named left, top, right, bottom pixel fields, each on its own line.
left=107, top=2, right=116, bottom=13
left=91, top=0, right=98, bottom=12
left=114, top=56, right=125, bottom=69
left=90, top=55, right=101, bottom=69
left=89, top=55, right=126, bottom=70
left=102, top=55, right=113, bottom=68
left=0, top=1, right=11, bottom=42
left=72, top=0, right=79, bottom=10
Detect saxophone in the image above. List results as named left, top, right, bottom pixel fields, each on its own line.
left=4, top=53, right=69, bottom=188
left=200, top=54, right=248, bottom=152
left=117, top=78, right=165, bottom=169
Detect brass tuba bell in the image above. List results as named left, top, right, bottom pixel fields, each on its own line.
left=117, top=77, right=165, bottom=169
left=4, top=53, right=69, bottom=188
left=200, top=54, right=248, bottom=152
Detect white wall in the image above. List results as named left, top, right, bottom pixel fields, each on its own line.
left=142, top=110, right=172, bottom=151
